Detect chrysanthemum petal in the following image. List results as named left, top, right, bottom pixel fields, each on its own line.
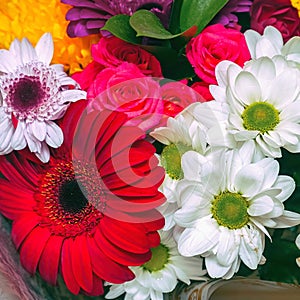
left=248, top=195, right=274, bottom=216
left=273, top=211, right=300, bottom=228
left=205, top=255, right=232, bottom=278
left=273, top=175, right=296, bottom=202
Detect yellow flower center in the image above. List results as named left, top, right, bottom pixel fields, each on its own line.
left=242, top=102, right=280, bottom=134
left=161, top=143, right=193, bottom=180
left=143, top=244, right=169, bottom=272
left=211, top=191, right=249, bottom=229
left=291, top=0, right=300, bottom=17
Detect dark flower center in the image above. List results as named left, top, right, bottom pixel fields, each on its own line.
left=10, top=76, right=45, bottom=112
left=59, top=180, right=89, bottom=214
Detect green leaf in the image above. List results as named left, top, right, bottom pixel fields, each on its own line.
left=101, top=14, right=142, bottom=44
left=180, top=0, right=229, bottom=34
left=169, top=0, right=184, bottom=34
left=129, top=10, right=197, bottom=40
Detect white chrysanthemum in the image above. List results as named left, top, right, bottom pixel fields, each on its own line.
left=0, top=33, right=86, bottom=162
left=151, top=105, right=208, bottom=230
left=296, top=234, right=300, bottom=268
left=105, top=230, right=206, bottom=300
left=174, top=145, right=300, bottom=279
left=197, top=56, right=300, bottom=158
left=245, top=26, right=300, bottom=67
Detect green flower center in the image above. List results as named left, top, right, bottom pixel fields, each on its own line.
left=211, top=191, right=249, bottom=229
left=143, top=244, right=169, bottom=272
left=241, top=102, right=279, bottom=134
left=161, top=143, right=192, bottom=180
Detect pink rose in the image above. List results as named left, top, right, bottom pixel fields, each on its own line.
left=91, top=37, right=163, bottom=77
left=72, top=61, right=104, bottom=91
left=250, top=0, right=300, bottom=42
left=191, top=82, right=214, bottom=102
left=186, top=24, right=250, bottom=84
left=161, top=81, right=205, bottom=118
left=89, top=63, right=163, bottom=131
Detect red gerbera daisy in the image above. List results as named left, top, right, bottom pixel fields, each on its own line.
left=0, top=101, right=165, bottom=296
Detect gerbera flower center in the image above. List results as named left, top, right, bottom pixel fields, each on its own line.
left=35, top=160, right=106, bottom=237
left=58, top=180, right=88, bottom=214
left=2, top=62, right=62, bottom=121
left=211, top=191, right=249, bottom=229
left=161, top=143, right=192, bottom=180
left=291, top=0, right=300, bottom=17
left=241, top=102, right=280, bottom=134
left=143, top=244, right=169, bottom=272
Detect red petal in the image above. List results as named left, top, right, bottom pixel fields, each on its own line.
left=61, top=238, right=80, bottom=295
left=101, top=217, right=150, bottom=253
left=39, top=235, right=63, bottom=285
left=11, top=214, right=40, bottom=249
left=20, top=227, right=51, bottom=274
left=84, top=275, right=104, bottom=296
left=147, top=231, right=161, bottom=248
left=87, top=236, right=135, bottom=283
left=94, top=228, right=151, bottom=266
left=71, top=234, right=93, bottom=293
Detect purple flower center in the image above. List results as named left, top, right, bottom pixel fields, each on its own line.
left=9, top=76, right=45, bottom=112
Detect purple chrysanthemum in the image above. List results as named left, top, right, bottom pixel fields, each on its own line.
left=61, top=0, right=173, bottom=37
left=211, top=0, right=252, bottom=29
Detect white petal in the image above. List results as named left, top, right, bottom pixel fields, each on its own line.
left=29, top=120, right=47, bottom=141
left=233, top=130, right=258, bottom=141
left=296, top=234, right=300, bottom=249
left=216, top=228, right=240, bottom=266
left=273, top=211, right=300, bottom=228
left=0, top=116, right=14, bottom=152
left=255, top=37, right=280, bottom=58
left=178, top=217, right=220, bottom=256
left=181, top=151, right=206, bottom=181
left=20, top=37, right=37, bottom=64
left=255, top=135, right=281, bottom=158
left=215, top=60, right=235, bottom=87
left=11, top=122, right=26, bottom=150
left=273, top=175, right=296, bottom=202
left=244, top=29, right=261, bottom=58
left=268, top=70, right=299, bottom=109
left=253, top=158, right=279, bottom=189
left=239, top=227, right=263, bottom=269
left=234, top=164, right=264, bottom=197
left=234, top=71, right=261, bottom=105
left=246, top=57, right=276, bottom=82
left=248, top=195, right=274, bottom=216
left=105, top=285, right=125, bottom=299
left=61, top=89, right=87, bottom=103
left=45, top=121, right=63, bottom=148
left=205, top=255, right=233, bottom=278
left=35, top=33, right=54, bottom=65
left=260, top=198, right=284, bottom=218
left=264, top=26, right=283, bottom=51
left=0, top=49, right=17, bottom=72
left=35, top=142, right=50, bottom=163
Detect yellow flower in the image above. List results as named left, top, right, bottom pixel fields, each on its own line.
left=0, top=0, right=100, bottom=74
left=291, top=0, right=300, bottom=17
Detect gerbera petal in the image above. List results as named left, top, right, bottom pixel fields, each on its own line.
left=20, top=226, right=51, bottom=274
left=20, top=37, right=38, bottom=64
left=87, top=236, right=135, bottom=283
left=35, top=33, right=54, bottom=65
left=0, top=49, right=18, bottom=72
left=29, top=120, right=47, bottom=142
left=45, top=121, right=63, bottom=148
left=35, top=142, right=50, bottom=163
left=11, top=122, right=27, bottom=150
left=61, top=238, right=81, bottom=295
left=85, top=275, right=104, bottom=297
left=71, top=234, right=93, bottom=293
left=39, top=235, right=63, bottom=285
left=11, top=214, right=40, bottom=249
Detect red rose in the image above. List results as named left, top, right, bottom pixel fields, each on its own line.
left=186, top=24, right=250, bottom=84
left=91, top=37, right=163, bottom=77
left=191, top=82, right=214, bottom=102
left=250, top=0, right=300, bottom=42
left=89, top=63, right=164, bottom=131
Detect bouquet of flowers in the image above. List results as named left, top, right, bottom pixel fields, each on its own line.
left=0, top=0, right=299, bottom=299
